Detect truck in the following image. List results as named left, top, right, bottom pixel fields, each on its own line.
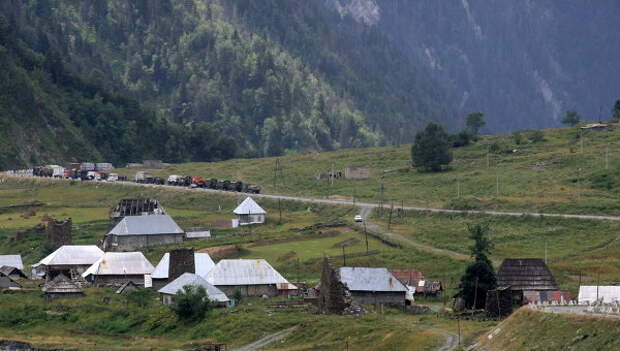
left=191, top=176, right=206, bottom=188
left=167, top=175, right=182, bottom=186
left=244, top=184, right=261, bottom=194
left=95, top=163, right=113, bottom=171
left=107, top=173, right=119, bottom=182
left=80, top=162, right=95, bottom=171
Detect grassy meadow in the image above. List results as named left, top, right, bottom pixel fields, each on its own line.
left=113, top=126, right=620, bottom=215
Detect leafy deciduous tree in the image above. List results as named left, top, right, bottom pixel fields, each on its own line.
left=411, top=122, right=453, bottom=172
left=561, top=110, right=581, bottom=126
left=466, top=112, right=485, bottom=135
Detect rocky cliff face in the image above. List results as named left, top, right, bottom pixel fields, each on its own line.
left=332, top=0, right=620, bottom=132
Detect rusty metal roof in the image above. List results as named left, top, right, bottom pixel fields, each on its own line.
left=338, top=267, right=408, bottom=292
left=158, top=273, right=229, bottom=303
left=205, top=259, right=294, bottom=288
left=497, top=258, right=558, bottom=291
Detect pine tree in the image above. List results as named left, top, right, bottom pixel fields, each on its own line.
left=456, top=223, right=497, bottom=309
left=411, top=122, right=453, bottom=172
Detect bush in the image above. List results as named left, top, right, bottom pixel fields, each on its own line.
left=170, top=285, right=213, bottom=323
left=450, top=130, right=473, bottom=147
left=411, top=122, right=453, bottom=172
left=528, top=130, right=545, bottom=143
left=512, top=131, right=523, bottom=145
left=126, top=287, right=156, bottom=308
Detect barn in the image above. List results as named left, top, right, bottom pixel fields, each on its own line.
left=158, top=273, right=230, bottom=307
left=233, top=197, right=266, bottom=226
left=338, top=267, right=408, bottom=306
left=32, top=245, right=104, bottom=280
left=103, top=214, right=185, bottom=251
left=82, top=252, right=154, bottom=287
left=204, top=259, right=296, bottom=297
left=151, top=250, right=215, bottom=289
left=496, top=258, right=559, bottom=304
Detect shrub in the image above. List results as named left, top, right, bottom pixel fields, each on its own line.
left=450, top=130, right=473, bottom=147
left=170, top=285, right=213, bottom=323
left=528, top=130, right=545, bottom=143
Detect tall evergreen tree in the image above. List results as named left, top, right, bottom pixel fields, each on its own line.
left=456, top=223, right=497, bottom=309
left=411, top=122, right=453, bottom=172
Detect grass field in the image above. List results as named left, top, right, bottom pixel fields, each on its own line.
left=111, top=126, right=620, bottom=215
left=475, top=308, right=620, bottom=351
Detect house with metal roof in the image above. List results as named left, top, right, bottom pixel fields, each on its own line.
left=159, top=273, right=231, bottom=307
left=337, top=267, right=408, bottom=306
left=233, top=197, right=266, bottom=226
left=0, top=255, right=24, bottom=270
left=103, top=214, right=185, bottom=251
left=151, top=250, right=215, bottom=289
left=82, top=252, right=154, bottom=287
left=496, top=258, right=559, bottom=304
left=205, top=259, right=296, bottom=297
left=32, top=245, right=104, bottom=280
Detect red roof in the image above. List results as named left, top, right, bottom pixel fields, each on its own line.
left=390, top=269, right=424, bottom=284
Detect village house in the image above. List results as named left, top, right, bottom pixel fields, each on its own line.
left=42, top=274, right=84, bottom=300
left=578, top=286, right=620, bottom=304
left=158, top=272, right=231, bottom=307
left=338, top=267, right=408, bottom=306
left=204, top=259, right=296, bottom=297
left=103, top=214, right=185, bottom=251
left=496, top=258, right=567, bottom=304
left=151, top=249, right=215, bottom=289
left=233, top=197, right=266, bottom=227
left=82, top=252, right=154, bottom=287
left=32, top=245, right=104, bottom=280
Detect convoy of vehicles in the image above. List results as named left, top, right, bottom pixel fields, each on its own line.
left=25, top=164, right=261, bottom=194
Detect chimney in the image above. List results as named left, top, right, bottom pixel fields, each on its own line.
left=169, top=249, right=195, bottom=282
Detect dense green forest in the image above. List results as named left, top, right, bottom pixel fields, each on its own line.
left=0, top=0, right=454, bottom=169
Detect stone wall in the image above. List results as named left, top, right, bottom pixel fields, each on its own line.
left=104, top=233, right=184, bottom=251
left=349, top=291, right=406, bottom=306
left=318, top=258, right=352, bottom=314
left=46, top=217, right=72, bottom=246
left=169, top=249, right=195, bottom=282
left=216, top=284, right=277, bottom=297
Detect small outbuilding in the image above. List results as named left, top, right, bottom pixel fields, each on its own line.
left=32, top=245, right=104, bottom=280
left=82, top=252, right=155, bottom=287
left=338, top=267, right=408, bottom=306
left=205, top=259, right=296, bottom=297
left=158, top=272, right=230, bottom=307
left=578, top=286, right=620, bottom=304
left=151, top=250, right=215, bottom=289
left=496, top=258, right=559, bottom=304
left=103, top=214, right=185, bottom=251
left=0, top=255, right=24, bottom=270
left=0, top=275, right=20, bottom=290
left=0, top=266, right=28, bottom=280
left=42, top=274, right=84, bottom=300
left=233, top=197, right=266, bottom=226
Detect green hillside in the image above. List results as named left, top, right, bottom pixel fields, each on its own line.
left=474, top=308, right=620, bottom=351
left=116, top=125, right=620, bottom=216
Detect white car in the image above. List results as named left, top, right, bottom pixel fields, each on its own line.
left=354, top=215, right=363, bottom=222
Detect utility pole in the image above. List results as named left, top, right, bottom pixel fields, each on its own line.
left=342, top=246, right=346, bottom=266
left=596, top=267, right=600, bottom=302
left=545, top=240, right=548, bottom=264
left=457, top=318, right=461, bottom=347
left=457, top=178, right=461, bottom=198
left=577, top=168, right=582, bottom=200
left=330, top=162, right=334, bottom=187
left=364, top=221, right=369, bottom=253
left=278, top=197, right=282, bottom=225
left=580, top=128, right=584, bottom=154
left=379, top=183, right=385, bottom=216
left=387, top=201, right=394, bottom=231
left=605, top=145, right=609, bottom=170
left=496, top=174, right=499, bottom=197
left=487, top=151, right=490, bottom=169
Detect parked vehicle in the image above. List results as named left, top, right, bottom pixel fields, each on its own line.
left=354, top=215, right=363, bottom=222
left=191, top=176, right=206, bottom=188
left=108, top=173, right=119, bottom=182
left=244, top=184, right=261, bottom=194
left=167, top=175, right=182, bottom=185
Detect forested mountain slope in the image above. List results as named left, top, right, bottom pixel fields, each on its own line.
left=0, top=0, right=455, bottom=170
left=333, top=0, right=620, bottom=132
